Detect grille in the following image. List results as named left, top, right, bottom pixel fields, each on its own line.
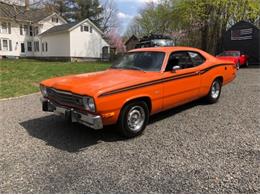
left=47, top=88, right=84, bottom=108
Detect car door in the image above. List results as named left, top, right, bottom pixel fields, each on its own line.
left=162, top=51, right=203, bottom=110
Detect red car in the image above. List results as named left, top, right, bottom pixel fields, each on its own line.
left=216, top=50, right=249, bottom=69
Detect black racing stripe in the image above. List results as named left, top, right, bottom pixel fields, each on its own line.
left=200, top=63, right=234, bottom=74
left=98, top=63, right=234, bottom=97
left=99, top=72, right=198, bottom=97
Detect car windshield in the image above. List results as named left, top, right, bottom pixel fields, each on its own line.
left=219, top=51, right=240, bottom=57
left=111, top=52, right=165, bottom=72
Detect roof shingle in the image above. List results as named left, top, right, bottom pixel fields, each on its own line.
left=0, top=2, right=54, bottom=22
left=39, top=22, right=79, bottom=36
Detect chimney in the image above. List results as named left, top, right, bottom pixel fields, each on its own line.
left=25, top=0, right=30, bottom=10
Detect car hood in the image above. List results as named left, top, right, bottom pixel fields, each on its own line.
left=41, top=69, right=160, bottom=97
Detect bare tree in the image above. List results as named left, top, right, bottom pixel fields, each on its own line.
left=124, top=16, right=144, bottom=39
left=101, top=0, right=119, bottom=33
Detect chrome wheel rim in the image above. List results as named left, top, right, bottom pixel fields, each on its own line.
left=211, top=81, right=220, bottom=99
left=127, top=106, right=145, bottom=132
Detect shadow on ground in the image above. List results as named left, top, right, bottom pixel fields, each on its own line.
left=20, top=98, right=208, bottom=153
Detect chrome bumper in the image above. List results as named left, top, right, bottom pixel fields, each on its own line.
left=41, top=97, right=103, bottom=130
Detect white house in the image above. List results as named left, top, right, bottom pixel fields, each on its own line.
left=0, top=1, right=110, bottom=61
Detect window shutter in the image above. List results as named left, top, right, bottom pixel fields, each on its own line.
left=8, top=23, right=11, bottom=34
left=9, top=40, right=12, bottom=51
left=0, top=39, right=2, bottom=51
left=80, top=25, right=83, bottom=32
left=20, top=25, right=23, bottom=35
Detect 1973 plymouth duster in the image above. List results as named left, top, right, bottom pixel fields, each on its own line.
left=40, top=47, right=237, bottom=138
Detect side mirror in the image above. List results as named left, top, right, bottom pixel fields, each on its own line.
left=171, top=65, right=181, bottom=73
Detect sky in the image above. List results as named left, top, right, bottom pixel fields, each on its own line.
left=101, top=0, right=159, bottom=34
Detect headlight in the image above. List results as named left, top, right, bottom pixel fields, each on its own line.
left=82, top=96, right=96, bottom=112
left=40, top=85, right=48, bottom=97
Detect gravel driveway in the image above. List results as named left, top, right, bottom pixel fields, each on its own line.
left=1, top=68, right=259, bottom=193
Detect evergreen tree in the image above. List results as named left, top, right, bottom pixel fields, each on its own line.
left=74, top=0, right=103, bottom=27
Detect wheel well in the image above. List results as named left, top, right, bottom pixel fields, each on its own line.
left=123, top=97, right=152, bottom=113
left=215, top=76, right=223, bottom=84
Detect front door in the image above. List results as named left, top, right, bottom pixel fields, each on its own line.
left=162, top=51, right=203, bottom=110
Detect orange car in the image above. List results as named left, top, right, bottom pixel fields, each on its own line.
left=40, top=47, right=237, bottom=138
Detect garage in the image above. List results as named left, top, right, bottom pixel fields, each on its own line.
left=218, top=21, right=260, bottom=65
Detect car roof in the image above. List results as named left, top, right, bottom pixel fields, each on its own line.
left=129, top=46, right=216, bottom=61
left=130, top=46, right=203, bottom=53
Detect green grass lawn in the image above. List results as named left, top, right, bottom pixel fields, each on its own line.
left=0, top=59, right=111, bottom=99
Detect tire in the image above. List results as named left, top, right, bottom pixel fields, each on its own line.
left=245, top=61, right=249, bottom=67
left=117, top=101, right=149, bottom=138
left=236, top=62, right=240, bottom=70
left=206, top=79, right=222, bottom=104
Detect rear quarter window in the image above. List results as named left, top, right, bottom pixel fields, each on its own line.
left=188, top=52, right=206, bottom=66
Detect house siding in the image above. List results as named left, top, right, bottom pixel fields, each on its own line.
left=40, top=32, right=70, bottom=57
left=69, top=21, right=109, bottom=59
left=0, top=14, right=66, bottom=58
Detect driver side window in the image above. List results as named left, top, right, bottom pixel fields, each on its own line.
left=165, top=51, right=193, bottom=71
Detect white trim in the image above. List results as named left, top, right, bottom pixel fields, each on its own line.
left=37, top=13, right=67, bottom=24
left=38, top=18, right=107, bottom=40
left=68, top=18, right=103, bottom=35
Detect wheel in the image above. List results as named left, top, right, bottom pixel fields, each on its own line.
left=117, top=101, right=149, bottom=138
left=236, top=62, right=240, bottom=70
left=206, top=79, right=222, bottom=104
left=245, top=61, right=249, bottom=67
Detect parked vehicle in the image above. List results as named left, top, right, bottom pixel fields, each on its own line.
left=216, top=50, right=249, bottom=69
left=40, top=47, right=237, bottom=138
left=135, top=34, right=174, bottom=48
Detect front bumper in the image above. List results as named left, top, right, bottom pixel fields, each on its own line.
left=41, top=97, right=103, bottom=130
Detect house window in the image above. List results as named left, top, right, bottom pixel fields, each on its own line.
left=1, top=22, right=8, bottom=34
left=84, top=26, right=89, bottom=32
left=34, top=27, right=39, bottom=36
left=2, top=39, right=8, bottom=51
left=24, top=25, right=29, bottom=35
left=90, top=26, right=93, bottom=33
left=29, top=26, right=33, bottom=36
left=51, top=17, right=58, bottom=23
left=20, top=25, right=23, bottom=35
left=81, top=25, right=90, bottom=32
left=34, top=41, right=39, bottom=52
left=27, top=41, right=32, bottom=52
